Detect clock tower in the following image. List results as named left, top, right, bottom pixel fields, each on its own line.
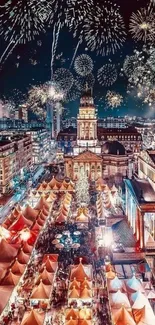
left=73, top=87, right=101, bottom=155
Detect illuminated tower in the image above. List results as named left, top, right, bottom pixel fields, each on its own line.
left=74, top=87, right=101, bottom=155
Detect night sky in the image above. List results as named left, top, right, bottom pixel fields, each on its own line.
left=0, top=0, right=154, bottom=119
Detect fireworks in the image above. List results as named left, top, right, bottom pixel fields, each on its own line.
left=148, top=48, right=155, bottom=72
left=129, top=4, right=155, bottom=43
left=28, top=81, right=64, bottom=118
left=123, top=55, right=139, bottom=78
left=53, top=68, right=74, bottom=92
left=0, top=0, right=49, bottom=44
left=83, top=0, right=126, bottom=56
left=74, top=54, right=93, bottom=76
left=75, top=73, right=95, bottom=91
left=67, top=0, right=93, bottom=36
left=105, top=91, right=123, bottom=108
left=128, top=48, right=155, bottom=90
left=97, top=64, right=117, bottom=87
left=143, top=88, right=155, bottom=106
left=65, top=82, right=81, bottom=103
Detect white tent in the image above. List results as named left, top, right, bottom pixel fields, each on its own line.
left=126, top=276, right=144, bottom=292
left=110, top=290, right=131, bottom=308
left=130, top=291, right=151, bottom=309
left=108, top=276, right=126, bottom=292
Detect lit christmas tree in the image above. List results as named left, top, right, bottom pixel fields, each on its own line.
left=76, top=169, right=90, bottom=207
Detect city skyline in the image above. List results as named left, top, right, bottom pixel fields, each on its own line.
left=0, top=0, right=154, bottom=119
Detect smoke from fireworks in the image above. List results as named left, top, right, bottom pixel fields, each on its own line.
left=74, top=54, right=93, bottom=76
left=28, top=81, right=64, bottom=118
left=84, top=0, right=126, bottom=56
left=105, top=91, right=123, bottom=108
left=53, top=68, right=74, bottom=92
left=97, top=64, right=117, bottom=87
left=129, top=3, right=155, bottom=43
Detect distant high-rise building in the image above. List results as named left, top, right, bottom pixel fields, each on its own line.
left=19, top=104, right=28, bottom=122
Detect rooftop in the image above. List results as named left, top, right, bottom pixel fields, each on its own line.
left=125, top=177, right=155, bottom=204
left=98, top=127, right=139, bottom=134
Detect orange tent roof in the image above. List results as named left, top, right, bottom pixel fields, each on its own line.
left=79, top=308, right=92, bottom=320
left=71, top=261, right=90, bottom=282
left=41, top=258, right=57, bottom=273
left=11, top=258, right=26, bottom=274
left=43, top=254, right=58, bottom=263
left=21, top=309, right=45, bottom=325
left=37, top=217, right=44, bottom=226
left=81, top=279, right=92, bottom=290
left=133, top=305, right=155, bottom=324
left=31, top=281, right=51, bottom=299
left=23, top=241, right=33, bottom=254
left=9, top=214, right=32, bottom=231
left=66, top=319, right=78, bottom=325
left=76, top=212, right=89, bottom=223
left=39, top=212, right=46, bottom=220
left=0, top=266, right=6, bottom=281
left=52, top=184, right=59, bottom=190
left=69, top=286, right=80, bottom=299
left=0, top=286, right=13, bottom=314
left=69, top=278, right=80, bottom=290
left=17, top=249, right=30, bottom=264
left=78, top=320, right=92, bottom=325
left=56, top=213, right=67, bottom=223
left=48, top=176, right=56, bottom=188
left=35, top=197, right=50, bottom=211
left=42, top=207, right=49, bottom=216
left=35, top=267, right=54, bottom=285
left=32, top=221, right=42, bottom=232
left=0, top=239, right=17, bottom=263
left=106, top=269, right=116, bottom=279
left=112, top=307, right=136, bottom=325
left=37, top=184, right=45, bottom=192
left=65, top=308, right=78, bottom=320
left=23, top=205, right=38, bottom=221
left=2, top=269, right=20, bottom=286
left=13, top=207, right=21, bottom=217
left=80, top=286, right=92, bottom=299
left=67, top=184, right=74, bottom=191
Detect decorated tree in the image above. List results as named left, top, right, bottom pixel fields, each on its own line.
left=76, top=169, right=90, bottom=207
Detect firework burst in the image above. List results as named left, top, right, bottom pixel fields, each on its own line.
left=128, top=48, right=155, bottom=90
left=148, top=48, right=155, bottom=72
left=143, top=87, right=155, bottom=106
left=83, top=0, right=126, bottom=56
left=105, top=91, right=123, bottom=108
left=0, top=0, right=48, bottom=44
left=67, top=0, right=93, bottom=38
left=97, top=64, right=117, bottom=87
left=129, top=4, right=155, bottom=43
left=28, top=81, right=64, bottom=118
left=65, top=81, right=81, bottom=103
left=74, top=54, right=93, bottom=76
left=53, top=68, right=74, bottom=92
left=123, top=55, right=139, bottom=78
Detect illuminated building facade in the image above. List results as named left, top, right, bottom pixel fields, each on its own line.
left=26, top=128, right=51, bottom=164
left=64, top=90, right=133, bottom=181
left=0, top=134, right=32, bottom=193
left=73, top=89, right=101, bottom=155
left=98, top=127, right=142, bottom=153
left=138, top=150, right=155, bottom=191
left=125, top=176, right=155, bottom=251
